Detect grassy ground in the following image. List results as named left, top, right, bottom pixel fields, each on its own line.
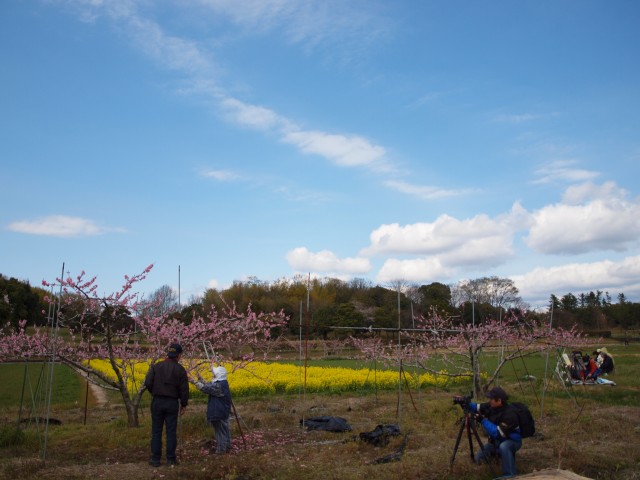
left=1, top=344, right=639, bottom=480
left=0, top=362, right=88, bottom=410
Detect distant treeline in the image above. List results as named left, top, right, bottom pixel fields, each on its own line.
left=2, top=273, right=639, bottom=336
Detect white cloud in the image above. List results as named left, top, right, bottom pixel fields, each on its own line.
left=376, top=257, right=454, bottom=284
left=562, top=181, right=625, bottom=204
left=512, top=256, right=640, bottom=304
left=220, top=97, right=288, bottom=131
left=364, top=204, right=535, bottom=283
left=362, top=205, right=526, bottom=259
left=219, top=97, right=388, bottom=170
left=207, top=278, right=220, bottom=289
left=7, top=215, right=122, bottom=237
left=285, top=247, right=371, bottom=274
left=533, top=159, right=599, bottom=185
left=438, top=235, right=514, bottom=268
left=525, top=184, right=640, bottom=254
left=283, top=130, right=387, bottom=168
left=384, top=179, right=474, bottom=200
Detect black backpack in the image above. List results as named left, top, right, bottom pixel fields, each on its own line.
left=510, top=402, right=535, bottom=438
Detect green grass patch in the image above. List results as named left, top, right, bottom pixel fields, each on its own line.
left=0, top=362, right=85, bottom=409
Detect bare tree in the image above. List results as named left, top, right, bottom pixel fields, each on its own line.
left=141, top=284, right=179, bottom=317
left=451, top=276, right=521, bottom=310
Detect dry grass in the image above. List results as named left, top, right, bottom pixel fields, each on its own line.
left=2, top=381, right=640, bottom=480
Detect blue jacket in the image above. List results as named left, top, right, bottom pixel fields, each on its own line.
left=469, top=402, right=522, bottom=443
left=197, top=380, right=232, bottom=422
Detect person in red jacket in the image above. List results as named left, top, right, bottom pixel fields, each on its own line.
left=582, top=354, right=599, bottom=382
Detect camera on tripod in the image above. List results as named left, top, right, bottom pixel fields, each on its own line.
left=453, top=394, right=472, bottom=410
left=449, top=392, right=490, bottom=472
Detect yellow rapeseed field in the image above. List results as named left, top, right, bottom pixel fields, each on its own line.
left=87, top=359, right=466, bottom=397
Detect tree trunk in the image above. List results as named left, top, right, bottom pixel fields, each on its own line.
left=123, top=395, right=140, bottom=427
left=470, top=347, right=482, bottom=398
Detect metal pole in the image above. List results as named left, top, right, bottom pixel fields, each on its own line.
left=396, top=284, right=402, bottom=424
left=304, top=274, right=310, bottom=395
left=83, top=360, right=90, bottom=425
left=202, top=342, right=246, bottom=449
left=43, top=262, right=64, bottom=460
left=15, top=363, right=28, bottom=441
left=299, top=301, right=303, bottom=400
left=177, top=265, right=184, bottom=459
left=541, top=303, right=554, bottom=418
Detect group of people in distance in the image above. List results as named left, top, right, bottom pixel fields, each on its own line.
left=569, top=347, right=615, bottom=383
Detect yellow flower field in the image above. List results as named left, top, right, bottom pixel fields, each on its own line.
left=87, top=359, right=467, bottom=397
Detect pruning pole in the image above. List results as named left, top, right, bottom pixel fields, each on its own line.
left=202, top=342, right=247, bottom=450
left=178, top=399, right=183, bottom=459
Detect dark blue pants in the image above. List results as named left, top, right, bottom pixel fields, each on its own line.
left=150, top=396, right=179, bottom=462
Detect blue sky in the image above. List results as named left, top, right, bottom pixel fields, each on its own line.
left=2, top=0, right=639, bottom=309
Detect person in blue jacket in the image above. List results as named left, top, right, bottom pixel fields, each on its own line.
left=468, top=386, right=522, bottom=479
left=195, top=366, right=232, bottom=454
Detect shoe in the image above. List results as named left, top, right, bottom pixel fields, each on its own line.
left=167, top=460, right=179, bottom=466
left=148, top=460, right=161, bottom=467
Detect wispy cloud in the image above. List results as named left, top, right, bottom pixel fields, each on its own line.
left=92, top=5, right=392, bottom=174
left=219, top=97, right=388, bottom=170
left=194, top=0, right=389, bottom=52
left=384, top=179, right=474, bottom=200
left=200, top=168, right=241, bottom=181
left=493, top=112, right=559, bottom=124
left=58, top=2, right=453, bottom=193
left=7, top=215, right=124, bottom=237
left=220, top=97, right=290, bottom=131
left=533, top=159, right=599, bottom=184
left=283, top=130, right=387, bottom=169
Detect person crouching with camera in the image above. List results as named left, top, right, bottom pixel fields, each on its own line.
left=468, top=386, right=522, bottom=479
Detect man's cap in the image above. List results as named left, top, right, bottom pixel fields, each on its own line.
left=485, top=386, right=508, bottom=402
left=167, top=343, right=183, bottom=358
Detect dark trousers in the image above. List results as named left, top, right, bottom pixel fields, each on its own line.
left=150, top=396, right=179, bottom=462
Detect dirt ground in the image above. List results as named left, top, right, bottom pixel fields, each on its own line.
left=3, top=387, right=640, bottom=480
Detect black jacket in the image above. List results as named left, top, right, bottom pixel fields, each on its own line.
left=144, top=358, right=189, bottom=407
left=600, top=354, right=614, bottom=373
left=475, top=402, right=521, bottom=441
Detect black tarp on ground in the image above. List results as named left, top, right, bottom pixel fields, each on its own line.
left=359, top=424, right=400, bottom=447
left=300, top=416, right=352, bottom=432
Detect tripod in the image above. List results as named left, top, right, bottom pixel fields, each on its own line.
left=449, top=409, right=490, bottom=472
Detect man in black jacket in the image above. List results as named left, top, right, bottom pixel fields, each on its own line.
left=144, top=343, right=189, bottom=467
